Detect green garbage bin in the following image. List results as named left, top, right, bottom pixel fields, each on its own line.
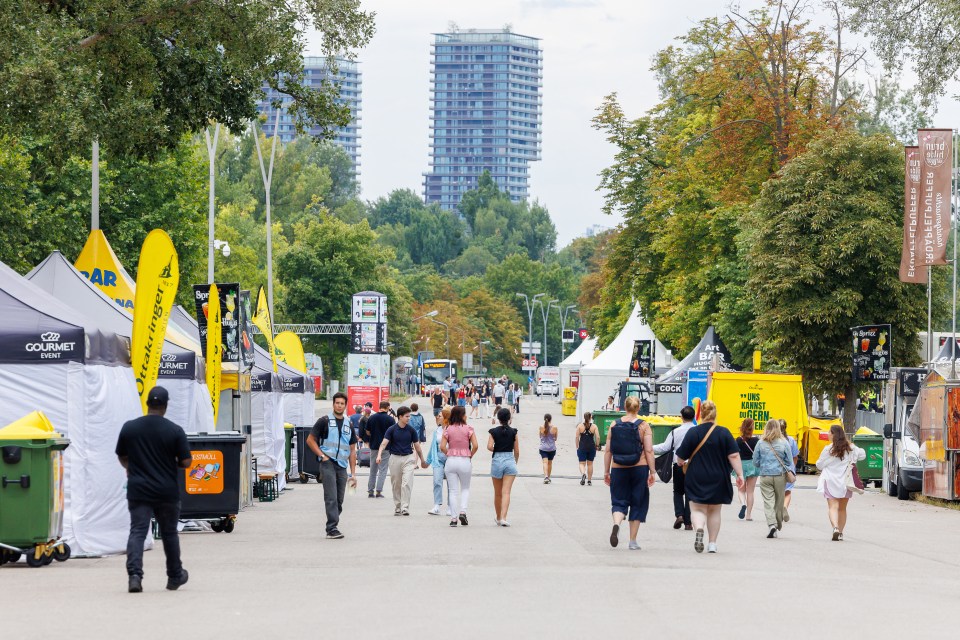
left=0, top=411, right=70, bottom=567
left=592, top=411, right=623, bottom=448
left=853, top=427, right=883, bottom=488
left=284, top=423, right=294, bottom=480
left=650, top=424, right=674, bottom=447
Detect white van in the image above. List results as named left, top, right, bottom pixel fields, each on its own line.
left=535, top=366, right=560, bottom=397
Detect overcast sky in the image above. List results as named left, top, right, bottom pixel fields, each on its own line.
left=307, top=0, right=960, bottom=248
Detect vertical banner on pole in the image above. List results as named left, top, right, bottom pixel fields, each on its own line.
left=207, top=284, right=222, bottom=425
left=918, top=129, right=951, bottom=265
left=253, top=286, right=278, bottom=372
left=900, top=146, right=927, bottom=283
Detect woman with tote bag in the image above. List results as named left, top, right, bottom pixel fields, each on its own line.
left=816, top=426, right=866, bottom=541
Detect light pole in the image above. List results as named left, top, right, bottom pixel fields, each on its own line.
left=454, top=326, right=468, bottom=368
left=559, top=304, right=578, bottom=362
left=538, top=297, right=558, bottom=366
left=204, top=123, right=220, bottom=282
left=429, top=317, right=449, bottom=359
left=516, top=293, right=543, bottom=369
left=413, top=310, right=439, bottom=322
left=479, top=340, right=491, bottom=375
left=252, top=109, right=281, bottom=319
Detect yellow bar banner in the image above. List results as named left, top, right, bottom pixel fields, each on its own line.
left=131, top=230, right=179, bottom=413
left=274, top=331, right=306, bottom=372
left=207, top=283, right=222, bottom=425
left=74, top=229, right=137, bottom=309
left=252, top=286, right=278, bottom=372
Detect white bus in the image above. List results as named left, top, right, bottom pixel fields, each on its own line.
left=419, top=359, right=458, bottom=395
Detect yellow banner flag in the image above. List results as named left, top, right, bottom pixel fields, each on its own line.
left=274, top=331, right=306, bottom=372
left=131, top=230, right=179, bottom=413
left=252, top=286, right=277, bottom=372
left=74, top=229, right=137, bottom=310
left=207, top=283, right=222, bottom=425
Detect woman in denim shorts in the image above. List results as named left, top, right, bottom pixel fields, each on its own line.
left=488, top=408, right=520, bottom=527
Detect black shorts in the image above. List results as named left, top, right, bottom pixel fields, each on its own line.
left=539, top=449, right=556, bottom=460
left=494, top=397, right=503, bottom=405
left=610, top=466, right=650, bottom=522
left=577, top=449, right=596, bottom=462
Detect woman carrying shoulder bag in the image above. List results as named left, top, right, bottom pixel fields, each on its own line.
left=603, top=396, right=656, bottom=550
left=816, top=426, right=866, bottom=541
left=675, top=400, right=744, bottom=554
left=752, top=419, right=793, bottom=539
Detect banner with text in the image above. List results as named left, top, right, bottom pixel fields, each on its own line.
left=629, top=340, right=653, bottom=379
left=206, top=284, right=222, bottom=425
left=899, top=146, right=927, bottom=283
left=852, top=324, right=891, bottom=382
left=918, top=129, right=951, bottom=266
left=193, top=282, right=241, bottom=364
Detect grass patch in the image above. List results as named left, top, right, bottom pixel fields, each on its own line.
left=914, top=495, right=960, bottom=511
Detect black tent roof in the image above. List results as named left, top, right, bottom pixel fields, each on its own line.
left=0, top=257, right=126, bottom=365
left=26, top=252, right=201, bottom=379
left=656, top=326, right=739, bottom=385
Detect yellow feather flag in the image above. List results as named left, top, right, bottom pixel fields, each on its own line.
left=207, top=283, right=222, bottom=425
left=131, top=230, right=179, bottom=413
left=274, top=331, right=306, bottom=372
left=252, top=286, right=278, bottom=372
left=74, top=229, right=137, bottom=310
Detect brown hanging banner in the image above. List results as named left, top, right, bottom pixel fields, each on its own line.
left=899, top=146, right=927, bottom=283
left=918, top=129, right=951, bottom=266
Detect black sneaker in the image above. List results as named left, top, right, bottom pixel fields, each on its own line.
left=128, top=575, right=142, bottom=593
left=580, top=474, right=586, bottom=486
left=326, top=529, right=344, bottom=539
left=610, top=523, right=620, bottom=548
left=375, top=492, right=385, bottom=498
left=368, top=491, right=374, bottom=498
left=166, top=569, right=189, bottom=591
left=459, top=513, right=468, bottom=526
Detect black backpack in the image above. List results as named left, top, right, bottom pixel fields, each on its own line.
left=609, top=419, right=642, bottom=465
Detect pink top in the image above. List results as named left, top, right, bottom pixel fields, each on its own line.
left=445, top=423, right=475, bottom=457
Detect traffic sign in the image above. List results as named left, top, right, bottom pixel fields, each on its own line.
left=522, top=357, right=539, bottom=371
left=561, top=329, right=574, bottom=343
left=578, top=328, right=589, bottom=340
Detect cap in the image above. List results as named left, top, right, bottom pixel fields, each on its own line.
left=147, top=386, right=169, bottom=407
left=364, top=402, right=373, bottom=408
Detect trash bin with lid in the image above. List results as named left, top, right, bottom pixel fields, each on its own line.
left=561, top=398, right=577, bottom=416
left=853, top=427, right=884, bottom=488
left=0, top=411, right=70, bottom=567
left=177, top=432, right=246, bottom=533
left=295, top=426, right=320, bottom=483
left=592, top=410, right=622, bottom=448
left=284, top=423, right=295, bottom=481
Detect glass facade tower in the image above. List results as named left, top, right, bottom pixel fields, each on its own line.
left=257, top=57, right=362, bottom=177
left=424, top=29, right=542, bottom=210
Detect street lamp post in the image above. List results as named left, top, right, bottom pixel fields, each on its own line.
left=559, top=304, right=578, bottom=362
left=479, top=340, right=491, bottom=375
left=429, top=317, right=449, bottom=359
left=538, top=298, right=558, bottom=366
left=516, top=293, right=543, bottom=369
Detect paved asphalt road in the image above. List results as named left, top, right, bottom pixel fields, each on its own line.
left=4, top=394, right=959, bottom=639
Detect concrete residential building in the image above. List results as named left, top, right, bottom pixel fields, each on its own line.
left=424, top=28, right=543, bottom=211
left=257, top=57, right=362, bottom=177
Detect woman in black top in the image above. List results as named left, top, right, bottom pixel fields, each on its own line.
left=735, top=418, right=760, bottom=521
left=675, top=401, right=744, bottom=554
left=487, top=408, right=520, bottom=526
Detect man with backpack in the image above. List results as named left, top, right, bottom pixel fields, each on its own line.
left=603, top=396, right=656, bottom=550
left=652, top=405, right=697, bottom=530
left=306, top=392, right=358, bottom=539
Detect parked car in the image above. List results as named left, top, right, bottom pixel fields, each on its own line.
left=536, top=380, right=560, bottom=397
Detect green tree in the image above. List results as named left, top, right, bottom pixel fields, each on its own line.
left=0, top=0, right=375, bottom=161
left=746, top=130, right=931, bottom=429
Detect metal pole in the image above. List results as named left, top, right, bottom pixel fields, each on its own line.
left=479, top=341, right=483, bottom=374
left=91, top=139, right=99, bottom=231
left=252, top=109, right=281, bottom=320
left=538, top=298, right=557, bottom=367
left=204, top=124, right=221, bottom=283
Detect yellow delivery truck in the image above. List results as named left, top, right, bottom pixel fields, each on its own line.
left=707, top=372, right=810, bottom=439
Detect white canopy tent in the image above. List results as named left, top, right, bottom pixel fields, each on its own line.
left=0, top=259, right=142, bottom=557
left=559, top=337, right=598, bottom=390
left=27, top=251, right=215, bottom=434
left=577, top=304, right=675, bottom=418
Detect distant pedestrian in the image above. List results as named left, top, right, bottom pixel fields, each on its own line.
left=488, top=407, right=520, bottom=526
left=469, top=383, right=479, bottom=418
left=539, top=414, right=558, bottom=483
left=735, top=418, right=760, bottom=521
left=441, top=405, right=478, bottom=527
left=349, top=405, right=363, bottom=442
left=505, top=384, right=515, bottom=414
left=306, top=392, right=358, bottom=540
left=779, top=418, right=799, bottom=521
left=603, top=396, right=655, bottom=550
left=427, top=406, right=451, bottom=516
left=601, top=395, right=616, bottom=411
left=364, top=400, right=396, bottom=498
left=816, top=426, right=866, bottom=541
left=753, top=419, right=792, bottom=539
left=575, top=412, right=599, bottom=486
left=513, top=383, right=522, bottom=413
left=652, top=405, right=696, bottom=530
left=492, top=380, right=505, bottom=424
left=115, top=386, right=192, bottom=593
left=675, top=400, right=744, bottom=554
left=376, top=406, right=428, bottom=516
left=457, top=384, right=467, bottom=407
left=478, top=382, right=490, bottom=419
left=432, top=385, right=445, bottom=417
left=408, top=403, right=427, bottom=444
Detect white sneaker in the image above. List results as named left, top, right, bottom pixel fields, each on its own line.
left=500, top=520, right=510, bottom=527
left=707, top=543, right=717, bottom=553
left=428, top=505, right=440, bottom=516
left=495, top=519, right=502, bottom=526
left=446, top=509, right=453, bottom=517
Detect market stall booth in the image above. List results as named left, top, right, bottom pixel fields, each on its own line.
left=559, top=337, right=597, bottom=391
left=27, top=251, right=215, bottom=433
left=0, top=259, right=141, bottom=557
left=252, top=346, right=287, bottom=490
left=576, top=304, right=675, bottom=419
left=655, top=326, right=739, bottom=415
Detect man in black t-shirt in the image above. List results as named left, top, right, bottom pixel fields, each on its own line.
left=115, top=386, right=192, bottom=594
left=364, top=400, right=396, bottom=498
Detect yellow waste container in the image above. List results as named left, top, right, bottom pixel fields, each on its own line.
left=563, top=387, right=577, bottom=400
left=561, top=398, right=577, bottom=416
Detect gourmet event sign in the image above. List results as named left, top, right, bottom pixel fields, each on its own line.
left=899, top=146, right=927, bottom=282
left=918, top=129, right=951, bottom=266
left=852, top=324, right=892, bottom=382
left=628, top=340, right=653, bottom=379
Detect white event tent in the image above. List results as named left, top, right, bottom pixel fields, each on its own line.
left=559, top=337, right=598, bottom=390
left=576, top=304, right=675, bottom=418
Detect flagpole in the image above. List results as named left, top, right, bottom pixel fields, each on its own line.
left=91, top=139, right=99, bottom=231
left=205, top=124, right=220, bottom=283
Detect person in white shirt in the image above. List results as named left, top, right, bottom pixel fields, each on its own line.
left=492, top=381, right=506, bottom=425
left=652, top=405, right=696, bottom=530
left=601, top=396, right=616, bottom=411
left=816, top=426, right=866, bottom=541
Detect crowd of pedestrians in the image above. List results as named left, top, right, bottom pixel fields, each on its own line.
left=307, top=393, right=869, bottom=555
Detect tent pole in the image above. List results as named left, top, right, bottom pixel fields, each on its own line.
left=91, top=139, right=99, bottom=231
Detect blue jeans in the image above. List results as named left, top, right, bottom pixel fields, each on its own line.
left=432, top=460, right=447, bottom=506
left=126, top=500, right=184, bottom=579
